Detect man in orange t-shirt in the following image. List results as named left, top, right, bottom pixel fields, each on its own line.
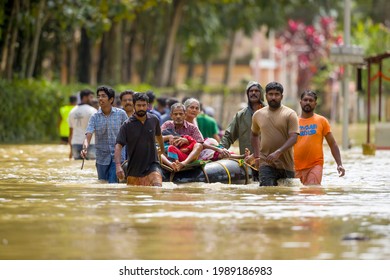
left=294, top=90, right=345, bottom=185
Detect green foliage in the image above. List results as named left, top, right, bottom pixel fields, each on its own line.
left=115, top=83, right=157, bottom=94
left=353, top=20, right=390, bottom=96
left=0, top=79, right=88, bottom=143
left=353, top=20, right=390, bottom=55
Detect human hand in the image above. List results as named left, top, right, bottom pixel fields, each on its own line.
left=116, top=164, right=125, bottom=181
left=80, top=147, right=88, bottom=159
left=219, top=148, right=231, bottom=158
left=265, top=149, right=282, bottom=164
left=337, top=165, right=345, bottom=177
left=174, top=137, right=188, bottom=147
left=245, top=154, right=255, bottom=165
left=168, top=136, right=176, bottom=145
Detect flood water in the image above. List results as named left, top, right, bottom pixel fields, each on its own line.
left=0, top=144, right=389, bottom=260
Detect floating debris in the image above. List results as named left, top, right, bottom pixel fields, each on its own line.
left=342, top=232, right=370, bottom=241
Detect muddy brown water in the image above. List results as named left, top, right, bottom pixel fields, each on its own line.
left=0, top=144, right=389, bottom=260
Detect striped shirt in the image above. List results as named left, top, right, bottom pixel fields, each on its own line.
left=86, top=107, right=128, bottom=165
left=161, top=120, right=204, bottom=142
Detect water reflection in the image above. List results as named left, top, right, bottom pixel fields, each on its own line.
left=0, top=144, right=389, bottom=259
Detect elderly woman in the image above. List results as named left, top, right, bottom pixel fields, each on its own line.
left=183, top=98, right=201, bottom=127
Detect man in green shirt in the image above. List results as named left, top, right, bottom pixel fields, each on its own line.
left=197, top=103, right=220, bottom=142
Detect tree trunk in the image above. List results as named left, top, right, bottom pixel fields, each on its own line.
left=168, top=43, right=182, bottom=87
left=60, top=44, right=68, bottom=85
left=223, top=31, right=238, bottom=86
left=27, top=0, right=46, bottom=79
left=186, top=59, right=195, bottom=81
left=6, top=2, right=20, bottom=80
left=127, top=21, right=137, bottom=83
left=156, top=0, right=184, bottom=87
left=2, top=0, right=20, bottom=80
left=102, top=22, right=122, bottom=85
left=0, top=0, right=17, bottom=78
left=90, top=39, right=101, bottom=86
left=19, top=0, right=31, bottom=79
left=78, top=28, right=91, bottom=84
left=112, top=21, right=122, bottom=85
left=140, top=24, right=155, bottom=83
left=97, top=33, right=108, bottom=84
left=121, top=22, right=129, bottom=83
left=202, top=59, right=212, bottom=85
left=69, top=28, right=81, bottom=84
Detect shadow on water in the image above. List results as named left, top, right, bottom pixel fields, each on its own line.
left=0, top=144, right=390, bottom=259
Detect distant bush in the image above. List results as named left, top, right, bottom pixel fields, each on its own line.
left=0, top=80, right=81, bottom=143
left=0, top=79, right=239, bottom=143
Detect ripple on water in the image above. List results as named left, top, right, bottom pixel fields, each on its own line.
left=1, top=145, right=390, bottom=260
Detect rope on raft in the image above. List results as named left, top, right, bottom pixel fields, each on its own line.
left=160, top=158, right=258, bottom=184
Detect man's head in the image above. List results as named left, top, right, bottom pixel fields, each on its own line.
left=265, top=82, right=284, bottom=109
left=156, top=97, right=167, bottom=114
left=245, top=81, right=265, bottom=108
left=145, top=90, right=156, bottom=109
left=79, top=89, right=94, bottom=105
left=69, top=95, right=77, bottom=105
left=167, top=98, right=179, bottom=110
left=120, top=90, right=134, bottom=115
left=133, top=92, right=149, bottom=117
left=300, top=90, right=317, bottom=113
left=170, top=103, right=186, bottom=127
left=96, top=85, right=115, bottom=106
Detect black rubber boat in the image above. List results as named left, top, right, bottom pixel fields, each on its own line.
left=121, top=158, right=255, bottom=185
left=161, top=159, right=254, bottom=184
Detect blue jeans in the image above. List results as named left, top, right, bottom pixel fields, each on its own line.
left=259, top=165, right=295, bottom=186
left=96, top=160, right=117, bottom=183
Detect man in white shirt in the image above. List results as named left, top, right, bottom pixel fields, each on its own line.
left=68, top=89, right=97, bottom=159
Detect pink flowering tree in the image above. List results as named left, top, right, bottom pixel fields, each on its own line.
left=276, top=17, right=342, bottom=97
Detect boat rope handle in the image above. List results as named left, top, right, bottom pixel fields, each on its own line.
left=230, top=158, right=255, bottom=184
left=214, top=161, right=231, bottom=184
left=201, top=165, right=210, bottom=183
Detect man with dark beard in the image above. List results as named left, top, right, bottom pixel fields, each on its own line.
left=294, top=90, right=345, bottom=185
left=251, top=82, right=300, bottom=186
left=220, top=81, right=265, bottom=155
left=114, top=93, right=165, bottom=186
left=220, top=81, right=266, bottom=180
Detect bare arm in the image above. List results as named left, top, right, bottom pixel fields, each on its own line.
left=114, top=143, right=125, bottom=181
left=156, top=135, right=166, bottom=158
left=162, top=135, right=172, bottom=142
left=325, top=132, right=345, bottom=177
left=250, top=131, right=261, bottom=168
left=202, top=142, right=230, bottom=158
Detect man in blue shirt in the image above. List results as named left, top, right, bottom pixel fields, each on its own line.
left=81, top=85, right=128, bottom=183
